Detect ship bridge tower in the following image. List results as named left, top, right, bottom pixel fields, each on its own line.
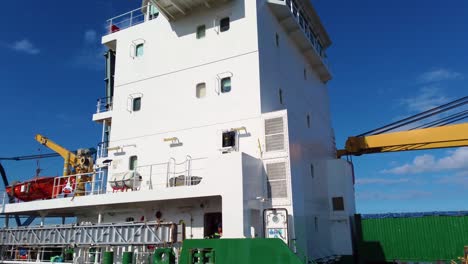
left=1, top=0, right=355, bottom=262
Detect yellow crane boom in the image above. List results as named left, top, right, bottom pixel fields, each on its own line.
left=337, top=123, right=468, bottom=158
left=34, top=134, right=94, bottom=176
left=35, top=134, right=77, bottom=176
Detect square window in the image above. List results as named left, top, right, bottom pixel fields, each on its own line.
left=197, top=25, right=206, bottom=39
left=135, top=43, right=144, bottom=57
left=220, top=17, right=230, bottom=32
left=133, top=97, right=142, bottom=111
left=222, top=131, right=236, bottom=148
left=332, top=197, right=345, bottom=211
left=221, top=77, right=231, bottom=93
left=196, top=83, right=206, bottom=98
left=129, top=156, right=138, bottom=170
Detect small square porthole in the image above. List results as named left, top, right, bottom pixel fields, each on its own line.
left=197, top=25, right=206, bottom=39
left=133, top=97, right=142, bottom=111
left=196, top=83, right=206, bottom=98
left=135, top=43, right=144, bottom=57
left=222, top=131, right=236, bottom=148
left=332, top=197, right=345, bottom=211
left=220, top=17, right=230, bottom=32
left=221, top=77, right=231, bottom=93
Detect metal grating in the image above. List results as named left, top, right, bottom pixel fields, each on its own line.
left=0, top=221, right=182, bottom=246
left=265, top=117, right=285, bottom=152
left=266, top=162, right=287, bottom=199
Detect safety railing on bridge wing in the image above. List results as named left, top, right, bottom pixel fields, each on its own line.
left=97, top=141, right=109, bottom=159
left=285, top=0, right=329, bottom=67
left=108, top=156, right=208, bottom=192
left=106, top=3, right=159, bottom=34
left=96, top=96, right=113, bottom=113
left=51, top=171, right=106, bottom=199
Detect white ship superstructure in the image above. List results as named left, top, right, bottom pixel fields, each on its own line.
left=1, top=0, right=355, bottom=263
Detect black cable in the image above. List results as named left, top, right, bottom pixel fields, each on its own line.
left=411, top=110, right=468, bottom=130
left=0, top=153, right=60, bottom=161
left=358, top=96, right=468, bottom=136
left=436, top=114, right=468, bottom=127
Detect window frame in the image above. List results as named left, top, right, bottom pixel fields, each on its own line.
left=129, top=155, right=138, bottom=171
left=332, top=197, right=345, bottom=211
left=220, top=17, right=230, bottom=32
left=196, top=82, right=207, bottom=98
left=132, top=97, right=142, bottom=112
left=220, top=77, right=232, bottom=93
left=196, top=25, right=206, bottom=39
left=135, top=43, right=144, bottom=57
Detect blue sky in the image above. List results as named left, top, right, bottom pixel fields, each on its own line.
left=0, top=0, right=467, bottom=214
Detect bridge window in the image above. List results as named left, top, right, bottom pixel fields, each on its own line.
left=129, top=156, right=138, bottom=170
left=220, top=17, right=230, bottom=32
left=135, top=43, right=144, bottom=57
left=196, top=83, right=206, bottom=98
left=332, top=197, right=345, bottom=211
left=221, top=77, right=231, bottom=93
left=133, top=97, right=142, bottom=111
left=197, top=25, right=206, bottom=39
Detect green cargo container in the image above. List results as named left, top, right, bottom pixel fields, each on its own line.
left=179, top=238, right=305, bottom=264
left=356, top=212, right=468, bottom=263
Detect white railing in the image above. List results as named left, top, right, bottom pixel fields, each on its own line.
left=285, top=0, right=329, bottom=68
left=106, top=4, right=157, bottom=34
left=96, top=96, right=113, bottom=114
left=96, top=141, right=109, bottom=159
left=51, top=171, right=106, bottom=199
left=127, top=157, right=207, bottom=192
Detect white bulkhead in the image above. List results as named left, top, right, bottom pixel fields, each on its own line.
left=2, top=0, right=356, bottom=260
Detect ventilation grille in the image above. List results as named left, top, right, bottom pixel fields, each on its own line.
left=265, top=117, right=285, bottom=152
left=266, top=162, right=287, bottom=199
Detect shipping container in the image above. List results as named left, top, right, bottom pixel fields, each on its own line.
left=356, top=212, right=468, bottom=263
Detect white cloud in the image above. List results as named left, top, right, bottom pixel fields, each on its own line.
left=84, top=30, right=97, bottom=44
left=437, top=173, right=468, bottom=186
left=399, top=86, right=451, bottom=113
left=72, top=29, right=105, bottom=71
left=418, top=68, right=463, bottom=83
left=356, top=190, right=431, bottom=201
left=11, top=39, right=40, bottom=55
left=382, top=148, right=468, bottom=174
left=356, top=178, right=410, bottom=185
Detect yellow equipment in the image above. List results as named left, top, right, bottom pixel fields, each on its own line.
left=337, top=123, right=468, bottom=158
left=35, top=134, right=95, bottom=196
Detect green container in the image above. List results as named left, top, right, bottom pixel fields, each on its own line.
left=179, top=238, right=304, bottom=264
left=357, top=214, right=468, bottom=263
left=122, top=252, right=133, bottom=264
left=102, top=252, right=114, bottom=264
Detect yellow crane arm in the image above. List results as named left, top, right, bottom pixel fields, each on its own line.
left=35, top=134, right=77, bottom=175
left=337, top=123, right=468, bottom=158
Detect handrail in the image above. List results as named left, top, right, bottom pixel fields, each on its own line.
left=106, top=4, right=154, bottom=34
left=96, top=96, right=113, bottom=113
left=106, top=5, right=148, bottom=22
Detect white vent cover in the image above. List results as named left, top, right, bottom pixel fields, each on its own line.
left=266, top=162, right=287, bottom=199
left=265, top=117, right=285, bottom=152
